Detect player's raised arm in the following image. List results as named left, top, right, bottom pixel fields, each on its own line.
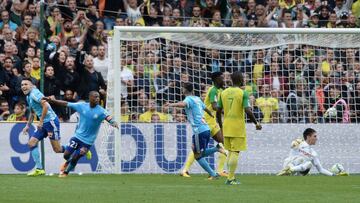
left=105, top=115, right=119, bottom=129
left=44, top=97, right=69, bottom=107
left=165, top=101, right=187, bottom=108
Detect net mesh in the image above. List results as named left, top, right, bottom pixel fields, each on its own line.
left=96, top=29, right=360, bottom=174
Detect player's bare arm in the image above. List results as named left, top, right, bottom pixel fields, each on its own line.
left=38, top=100, right=49, bottom=129
left=44, top=97, right=69, bottom=107
left=216, top=107, right=223, bottom=129
left=245, top=107, right=262, bottom=130
left=165, top=102, right=187, bottom=108
left=23, top=111, right=34, bottom=134
left=204, top=107, right=213, bottom=118
left=105, top=115, right=119, bottom=129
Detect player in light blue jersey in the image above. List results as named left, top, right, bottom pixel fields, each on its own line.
left=21, top=78, right=65, bottom=176
left=45, top=91, right=119, bottom=177
left=166, top=83, right=226, bottom=180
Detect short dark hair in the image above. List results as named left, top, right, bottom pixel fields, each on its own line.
left=211, top=71, right=223, bottom=81
left=183, top=83, right=193, bottom=93
left=303, top=128, right=316, bottom=140
left=21, top=77, right=33, bottom=84
left=231, top=71, right=244, bottom=86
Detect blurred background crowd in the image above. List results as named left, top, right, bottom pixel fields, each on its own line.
left=0, top=0, right=360, bottom=124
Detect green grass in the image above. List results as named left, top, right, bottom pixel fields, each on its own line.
left=0, top=174, right=359, bottom=203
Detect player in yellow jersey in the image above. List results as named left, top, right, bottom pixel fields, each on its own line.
left=217, top=71, right=262, bottom=185
left=180, top=72, right=228, bottom=178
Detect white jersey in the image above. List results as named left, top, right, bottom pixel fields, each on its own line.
left=284, top=139, right=333, bottom=176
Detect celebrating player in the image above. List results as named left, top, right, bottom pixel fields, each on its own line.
left=277, top=128, right=348, bottom=176
left=21, top=78, right=65, bottom=176
left=181, top=72, right=227, bottom=178
left=45, top=91, right=119, bottom=177
left=166, top=83, right=226, bottom=180
left=217, top=71, right=262, bottom=185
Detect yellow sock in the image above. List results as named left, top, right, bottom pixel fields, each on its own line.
left=217, top=153, right=227, bottom=173
left=227, top=151, right=239, bottom=180
left=183, top=151, right=195, bottom=172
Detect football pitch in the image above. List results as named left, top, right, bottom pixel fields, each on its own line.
left=1, top=174, right=359, bottom=203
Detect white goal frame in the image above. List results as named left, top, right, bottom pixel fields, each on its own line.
left=111, top=27, right=360, bottom=174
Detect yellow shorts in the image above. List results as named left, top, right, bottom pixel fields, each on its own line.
left=224, top=137, right=247, bottom=152
left=207, top=118, right=221, bottom=137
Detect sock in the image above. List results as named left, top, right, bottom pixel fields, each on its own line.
left=202, top=146, right=218, bottom=157
left=217, top=153, right=227, bottom=173
left=61, top=145, right=66, bottom=153
left=197, top=157, right=217, bottom=177
left=30, top=145, right=43, bottom=170
left=227, top=151, right=239, bottom=180
left=183, top=151, right=195, bottom=172
left=65, top=162, right=76, bottom=173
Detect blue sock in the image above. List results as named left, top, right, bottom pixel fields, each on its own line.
left=30, top=145, right=42, bottom=170
left=65, top=162, right=76, bottom=173
left=197, top=157, right=217, bottom=177
left=202, top=147, right=218, bottom=157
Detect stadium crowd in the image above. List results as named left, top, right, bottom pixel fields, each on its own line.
left=0, top=0, right=360, bottom=124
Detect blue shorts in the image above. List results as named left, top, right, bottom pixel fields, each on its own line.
left=65, top=137, right=92, bottom=154
left=32, top=118, right=60, bottom=141
left=192, top=130, right=211, bottom=153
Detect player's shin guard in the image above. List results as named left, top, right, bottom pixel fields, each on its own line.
left=227, top=151, right=239, bottom=180
left=30, top=145, right=42, bottom=169
left=217, top=153, right=227, bottom=173
left=183, top=151, right=195, bottom=172
left=202, top=146, right=218, bottom=157
left=197, top=157, right=217, bottom=177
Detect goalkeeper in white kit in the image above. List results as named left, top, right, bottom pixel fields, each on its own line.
left=277, top=128, right=348, bottom=176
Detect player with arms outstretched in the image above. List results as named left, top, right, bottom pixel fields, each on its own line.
left=166, top=84, right=226, bottom=179
left=217, top=71, right=262, bottom=185
left=181, top=72, right=227, bottom=178
left=21, top=78, right=65, bottom=176
left=45, top=91, right=119, bottom=177
left=277, top=128, right=348, bottom=176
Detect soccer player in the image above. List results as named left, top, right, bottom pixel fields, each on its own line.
left=217, top=71, right=262, bottom=185
left=45, top=91, right=119, bottom=177
left=277, top=128, right=348, bottom=176
left=181, top=72, right=227, bottom=178
left=166, top=83, right=226, bottom=179
left=21, top=78, right=65, bottom=176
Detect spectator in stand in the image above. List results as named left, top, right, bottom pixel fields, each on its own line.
left=324, top=85, right=350, bottom=123
left=351, top=81, right=360, bottom=122
left=318, top=5, right=330, bottom=27
left=120, top=100, right=131, bottom=123
left=151, top=113, right=161, bottom=122
left=120, top=57, right=134, bottom=99
left=122, top=0, right=144, bottom=25
left=6, top=101, right=26, bottom=121
left=0, top=10, right=18, bottom=31
left=52, top=89, right=75, bottom=122
left=252, top=49, right=266, bottom=85
left=139, top=99, right=168, bottom=122
left=287, top=78, right=310, bottom=123
left=256, top=84, right=279, bottom=123
left=76, top=53, right=106, bottom=101
left=0, top=99, right=10, bottom=121
left=93, top=45, right=110, bottom=82
left=187, top=5, right=204, bottom=27
left=15, top=13, right=33, bottom=43
left=261, top=62, right=288, bottom=97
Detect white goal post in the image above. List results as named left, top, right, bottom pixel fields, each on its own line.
left=96, top=27, right=360, bottom=174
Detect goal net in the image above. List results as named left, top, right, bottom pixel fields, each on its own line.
left=96, top=27, right=360, bottom=174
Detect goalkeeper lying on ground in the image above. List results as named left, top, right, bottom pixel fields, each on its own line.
left=277, top=128, right=348, bottom=176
